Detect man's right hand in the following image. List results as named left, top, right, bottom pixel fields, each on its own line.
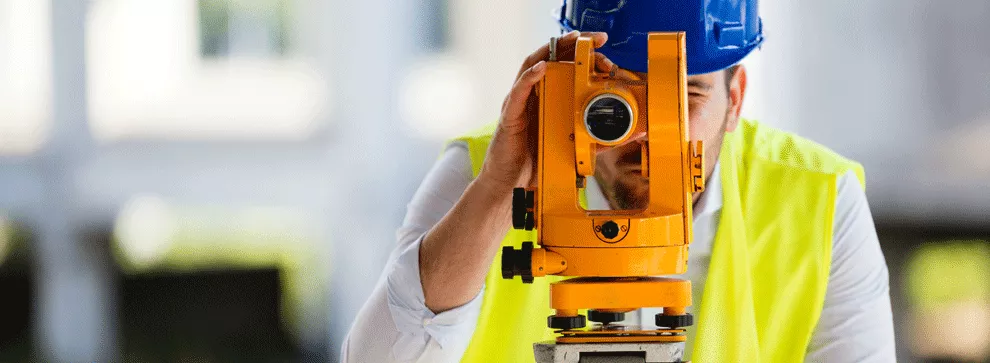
left=419, top=31, right=615, bottom=314
left=476, top=30, right=614, bottom=192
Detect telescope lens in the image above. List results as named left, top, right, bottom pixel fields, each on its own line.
left=584, top=94, right=633, bottom=143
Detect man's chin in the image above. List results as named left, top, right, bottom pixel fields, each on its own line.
left=613, top=185, right=649, bottom=210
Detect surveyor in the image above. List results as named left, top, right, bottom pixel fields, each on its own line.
left=342, top=0, right=896, bottom=361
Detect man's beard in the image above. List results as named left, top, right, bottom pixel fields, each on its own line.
left=610, top=175, right=648, bottom=210
left=602, top=111, right=731, bottom=210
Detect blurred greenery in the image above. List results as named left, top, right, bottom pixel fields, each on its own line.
left=906, top=240, right=990, bottom=308
left=0, top=217, right=34, bottom=363
left=0, top=216, right=33, bottom=269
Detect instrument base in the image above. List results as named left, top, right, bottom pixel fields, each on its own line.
left=534, top=340, right=686, bottom=363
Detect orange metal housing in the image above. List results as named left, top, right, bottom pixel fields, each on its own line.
left=525, top=32, right=704, bottom=332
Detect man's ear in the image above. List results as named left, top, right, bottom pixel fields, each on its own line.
left=725, top=65, right=747, bottom=132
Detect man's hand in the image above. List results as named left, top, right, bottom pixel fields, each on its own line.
left=419, top=31, right=616, bottom=314
left=476, top=30, right=615, bottom=191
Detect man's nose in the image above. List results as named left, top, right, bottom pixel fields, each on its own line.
left=627, top=131, right=647, bottom=143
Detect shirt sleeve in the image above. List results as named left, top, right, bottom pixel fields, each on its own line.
left=804, top=171, right=897, bottom=362
left=340, top=143, right=484, bottom=363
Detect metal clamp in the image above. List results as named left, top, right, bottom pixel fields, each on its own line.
left=549, top=36, right=558, bottom=62
left=690, top=140, right=705, bottom=193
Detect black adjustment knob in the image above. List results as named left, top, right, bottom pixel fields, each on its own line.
left=588, top=309, right=625, bottom=325
left=524, top=212, right=535, bottom=231
left=500, top=246, right=515, bottom=279
left=548, top=314, right=587, bottom=330
left=501, top=242, right=534, bottom=283
left=655, top=313, right=694, bottom=328
left=600, top=220, right=619, bottom=239
left=512, top=188, right=527, bottom=229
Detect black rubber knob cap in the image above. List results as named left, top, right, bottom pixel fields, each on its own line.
left=588, top=310, right=625, bottom=325
left=518, top=242, right=534, bottom=283
left=655, top=313, right=694, bottom=328
left=500, top=246, right=515, bottom=279
left=501, top=242, right=534, bottom=283
left=600, top=220, right=619, bottom=239
left=548, top=314, right=587, bottom=330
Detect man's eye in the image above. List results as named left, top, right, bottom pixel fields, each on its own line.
left=689, top=92, right=704, bottom=97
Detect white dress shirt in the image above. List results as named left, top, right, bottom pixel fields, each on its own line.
left=341, top=141, right=897, bottom=363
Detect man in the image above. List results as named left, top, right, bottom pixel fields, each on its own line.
left=342, top=0, right=896, bottom=361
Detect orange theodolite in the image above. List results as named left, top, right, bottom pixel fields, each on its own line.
left=501, top=32, right=704, bottom=346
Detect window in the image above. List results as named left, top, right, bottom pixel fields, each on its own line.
left=86, top=0, right=328, bottom=141
left=0, top=0, right=52, bottom=155
left=199, top=0, right=291, bottom=58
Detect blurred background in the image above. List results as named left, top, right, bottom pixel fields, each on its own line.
left=0, top=0, right=987, bottom=361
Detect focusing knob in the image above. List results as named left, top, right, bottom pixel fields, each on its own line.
left=501, top=242, right=534, bottom=283
left=512, top=188, right=535, bottom=230
left=588, top=309, right=625, bottom=325
left=525, top=212, right=535, bottom=231
left=512, top=188, right=527, bottom=229
left=548, top=314, right=587, bottom=330
left=655, top=313, right=694, bottom=328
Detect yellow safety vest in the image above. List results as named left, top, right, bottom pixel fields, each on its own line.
left=450, top=119, right=865, bottom=363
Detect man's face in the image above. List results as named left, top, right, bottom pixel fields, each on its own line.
left=593, top=66, right=747, bottom=210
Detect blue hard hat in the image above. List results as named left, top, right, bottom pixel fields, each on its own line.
left=557, top=0, right=764, bottom=75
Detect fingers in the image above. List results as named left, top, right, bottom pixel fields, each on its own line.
left=589, top=31, right=609, bottom=48
left=516, top=31, right=609, bottom=79
left=516, top=31, right=578, bottom=79
left=611, top=67, right=643, bottom=81
left=502, top=61, right=547, bottom=131
left=594, top=52, right=616, bottom=74
left=552, top=31, right=608, bottom=61
left=559, top=31, right=607, bottom=49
